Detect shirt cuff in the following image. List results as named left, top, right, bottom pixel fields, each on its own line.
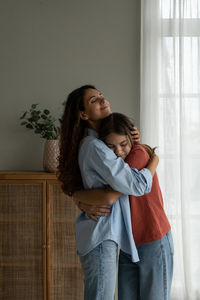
left=140, top=168, right=152, bottom=194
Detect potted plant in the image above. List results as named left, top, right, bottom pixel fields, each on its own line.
left=20, top=104, right=60, bottom=172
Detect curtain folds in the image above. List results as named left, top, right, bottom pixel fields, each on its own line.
left=140, top=1, right=200, bottom=299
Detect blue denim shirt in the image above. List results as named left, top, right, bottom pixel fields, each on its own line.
left=76, top=129, right=152, bottom=262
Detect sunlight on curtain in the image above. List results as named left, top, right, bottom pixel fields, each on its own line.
left=140, top=1, right=200, bottom=299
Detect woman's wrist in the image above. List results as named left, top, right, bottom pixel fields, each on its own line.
left=146, top=153, right=159, bottom=176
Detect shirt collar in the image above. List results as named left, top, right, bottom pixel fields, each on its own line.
left=85, top=128, right=99, bottom=138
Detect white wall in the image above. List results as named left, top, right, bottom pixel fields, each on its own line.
left=0, top=0, right=140, bottom=170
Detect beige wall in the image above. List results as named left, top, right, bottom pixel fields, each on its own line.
left=0, top=0, right=140, bottom=170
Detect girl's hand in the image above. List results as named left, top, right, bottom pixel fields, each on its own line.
left=78, top=202, right=112, bottom=222
left=131, top=126, right=140, bottom=143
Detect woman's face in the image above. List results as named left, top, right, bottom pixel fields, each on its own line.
left=81, top=89, right=111, bottom=123
left=104, top=133, right=132, bottom=160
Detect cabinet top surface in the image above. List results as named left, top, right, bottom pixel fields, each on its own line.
left=0, top=170, right=58, bottom=180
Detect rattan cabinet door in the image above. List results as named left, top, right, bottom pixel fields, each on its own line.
left=0, top=180, right=46, bottom=300
left=47, top=182, right=84, bottom=300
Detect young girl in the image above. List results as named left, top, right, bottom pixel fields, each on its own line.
left=58, top=85, right=159, bottom=300
left=98, top=112, right=174, bottom=300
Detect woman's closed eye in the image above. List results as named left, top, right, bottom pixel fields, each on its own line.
left=90, top=93, right=105, bottom=104
left=90, top=97, right=98, bottom=103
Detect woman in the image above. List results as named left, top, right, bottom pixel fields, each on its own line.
left=58, top=85, right=159, bottom=300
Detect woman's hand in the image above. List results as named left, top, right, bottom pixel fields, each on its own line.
left=142, top=144, right=157, bottom=159
left=131, top=126, right=140, bottom=143
left=146, top=153, right=159, bottom=177
left=78, top=202, right=112, bottom=222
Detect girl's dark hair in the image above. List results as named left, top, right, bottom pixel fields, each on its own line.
left=99, top=112, right=134, bottom=146
left=57, top=84, right=97, bottom=196
left=99, top=112, right=156, bottom=158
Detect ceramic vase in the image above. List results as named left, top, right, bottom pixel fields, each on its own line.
left=43, top=140, right=59, bottom=172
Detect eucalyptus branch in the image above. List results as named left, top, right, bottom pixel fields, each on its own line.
left=20, top=104, right=60, bottom=140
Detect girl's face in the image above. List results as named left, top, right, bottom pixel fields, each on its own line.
left=104, top=133, right=132, bottom=160
left=80, top=89, right=111, bottom=129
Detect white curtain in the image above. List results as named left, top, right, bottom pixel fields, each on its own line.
left=140, top=1, right=200, bottom=299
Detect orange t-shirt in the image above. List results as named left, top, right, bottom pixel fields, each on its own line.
left=125, top=144, right=171, bottom=245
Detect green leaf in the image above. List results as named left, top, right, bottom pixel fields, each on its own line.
left=39, top=124, right=44, bottom=129
left=20, top=112, right=27, bottom=119
left=28, top=117, right=34, bottom=122
left=32, top=116, right=40, bottom=122
left=43, top=109, right=50, bottom=115
left=20, top=102, right=61, bottom=140
left=20, top=121, right=27, bottom=126
left=34, top=129, right=41, bottom=134
left=26, top=124, right=33, bottom=129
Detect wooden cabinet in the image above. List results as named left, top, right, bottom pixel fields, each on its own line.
left=0, top=171, right=84, bottom=300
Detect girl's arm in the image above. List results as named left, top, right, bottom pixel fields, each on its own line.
left=77, top=202, right=110, bottom=222
left=73, top=154, right=158, bottom=218
left=74, top=153, right=158, bottom=221
left=73, top=188, right=121, bottom=221
left=73, top=188, right=121, bottom=205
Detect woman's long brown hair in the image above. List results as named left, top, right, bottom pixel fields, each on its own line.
left=57, top=85, right=96, bottom=196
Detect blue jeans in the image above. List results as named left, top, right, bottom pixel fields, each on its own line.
left=118, top=231, right=174, bottom=300
left=79, top=240, right=118, bottom=300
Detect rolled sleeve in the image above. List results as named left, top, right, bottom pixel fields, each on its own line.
left=137, top=168, right=152, bottom=194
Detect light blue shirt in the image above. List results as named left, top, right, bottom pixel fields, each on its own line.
left=76, top=129, right=152, bottom=262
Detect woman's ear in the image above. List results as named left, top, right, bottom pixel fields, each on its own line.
left=79, top=111, right=88, bottom=121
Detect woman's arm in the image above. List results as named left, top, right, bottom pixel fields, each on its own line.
left=126, top=144, right=159, bottom=177
left=74, top=154, right=158, bottom=221
left=131, top=126, right=140, bottom=144
left=145, top=153, right=159, bottom=177
left=85, top=139, right=152, bottom=196
left=74, top=128, right=141, bottom=206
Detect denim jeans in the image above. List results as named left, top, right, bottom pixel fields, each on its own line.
left=118, top=231, right=174, bottom=300
left=79, top=240, right=118, bottom=300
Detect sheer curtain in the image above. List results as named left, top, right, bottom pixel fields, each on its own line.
left=140, top=0, right=200, bottom=299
